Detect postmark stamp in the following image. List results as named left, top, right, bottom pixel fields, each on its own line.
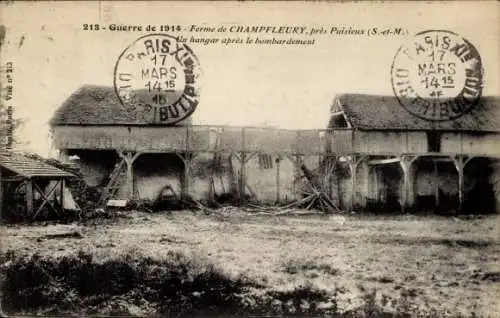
left=391, top=30, right=483, bottom=121
left=114, top=33, right=201, bottom=124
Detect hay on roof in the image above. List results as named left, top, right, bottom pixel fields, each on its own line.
left=333, top=94, right=500, bottom=132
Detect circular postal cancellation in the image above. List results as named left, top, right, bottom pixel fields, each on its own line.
left=114, top=34, right=202, bottom=124
left=391, top=30, right=483, bottom=121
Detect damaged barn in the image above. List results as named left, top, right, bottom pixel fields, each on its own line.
left=324, top=94, right=500, bottom=214
left=48, top=86, right=500, bottom=215
left=49, top=85, right=304, bottom=210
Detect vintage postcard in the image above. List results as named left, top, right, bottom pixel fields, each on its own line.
left=0, top=1, right=499, bottom=317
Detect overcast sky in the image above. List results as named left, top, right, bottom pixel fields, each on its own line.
left=1, top=1, right=499, bottom=156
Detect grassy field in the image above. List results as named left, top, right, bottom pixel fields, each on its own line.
left=1, top=210, right=499, bottom=317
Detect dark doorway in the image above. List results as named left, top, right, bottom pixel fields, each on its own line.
left=427, top=131, right=441, bottom=153
left=463, top=157, right=497, bottom=214
left=413, top=158, right=459, bottom=214
left=366, top=162, right=403, bottom=213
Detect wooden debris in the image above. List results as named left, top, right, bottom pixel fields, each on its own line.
left=41, top=231, right=84, bottom=239
left=181, top=160, right=343, bottom=217
left=274, top=163, right=343, bottom=214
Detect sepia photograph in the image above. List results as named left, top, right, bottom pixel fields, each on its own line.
left=0, top=1, right=499, bottom=317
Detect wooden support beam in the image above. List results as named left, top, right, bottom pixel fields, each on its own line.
left=232, top=151, right=257, bottom=203
left=348, top=155, right=365, bottom=211
left=175, top=153, right=196, bottom=200
left=428, top=158, right=456, bottom=162
left=26, top=180, right=33, bottom=216
left=32, top=181, right=60, bottom=220
left=239, top=152, right=246, bottom=204
left=367, top=158, right=401, bottom=165
left=126, top=159, right=134, bottom=199
left=330, top=111, right=345, bottom=117
left=276, top=156, right=281, bottom=204
left=0, top=168, right=2, bottom=222
left=452, top=155, right=466, bottom=213
left=0, top=177, right=26, bottom=182
left=458, top=166, right=464, bottom=213
left=117, top=151, right=142, bottom=200
left=400, top=156, right=415, bottom=213
left=350, top=163, right=356, bottom=211
left=60, top=180, right=65, bottom=209
left=360, top=162, right=369, bottom=209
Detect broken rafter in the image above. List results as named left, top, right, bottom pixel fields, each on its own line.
left=277, top=163, right=342, bottom=214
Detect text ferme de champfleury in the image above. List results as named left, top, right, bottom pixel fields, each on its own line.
left=190, top=25, right=308, bottom=34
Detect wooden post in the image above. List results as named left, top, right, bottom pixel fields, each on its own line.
left=60, top=179, right=65, bottom=212
left=182, top=154, right=192, bottom=199
left=408, top=158, right=415, bottom=207
left=126, top=156, right=134, bottom=199
left=239, top=152, right=246, bottom=204
left=360, top=161, right=369, bottom=209
left=118, top=151, right=142, bottom=200
left=0, top=168, right=3, bottom=222
left=275, top=156, right=281, bottom=204
left=295, top=154, right=302, bottom=200
left=349, top=156, right=359, bottom=211
left=26, top=180, right=33, bottom=216
left=453, top=156, right=465, bottom=214
left=400, top=156, right=414, bottom=214
left=458, top=165, right=464, bottom=213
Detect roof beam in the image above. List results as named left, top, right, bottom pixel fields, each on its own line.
left=367, top=158, right=401, bottom=165
left=330, top=111, right=345, bottom=117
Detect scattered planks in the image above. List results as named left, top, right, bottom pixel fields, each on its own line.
left=184, top=161, right=343, bottom=217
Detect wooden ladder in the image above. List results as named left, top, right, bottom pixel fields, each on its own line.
left=98, top=160, right=126, bottom=206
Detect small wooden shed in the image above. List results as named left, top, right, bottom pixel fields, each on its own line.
left=0, top=151, right=75, bottom=220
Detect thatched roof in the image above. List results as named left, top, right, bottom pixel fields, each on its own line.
left=50, top=85, right=192, bottom=126
left=332, top=94, right=500, bottom=132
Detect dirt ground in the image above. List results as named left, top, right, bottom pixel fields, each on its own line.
left=1, top=210, right=499, bottom=316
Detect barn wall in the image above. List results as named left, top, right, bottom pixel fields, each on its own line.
left=188, top=153, right=236, bottom=201
left=353, top=131, right=427, bottom=153
left=53, top=126, right=344, bottom=155
left=230, top=153, right=297, bottom=203
left=325, top=130, right=353, bottom=153
left=52, top=126, right=218, bottom=152
left=442, top=132, right=500, bottom=155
